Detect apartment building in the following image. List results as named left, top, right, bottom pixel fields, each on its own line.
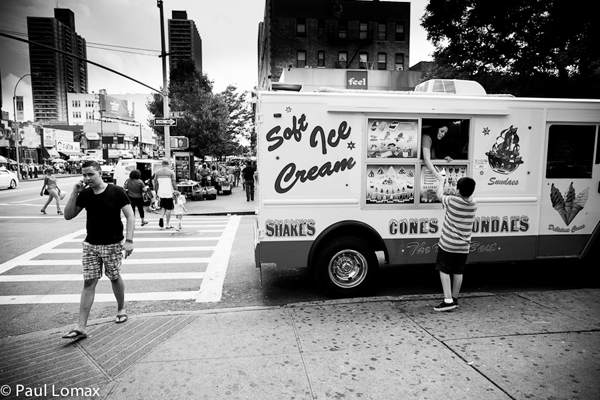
left=258, top=0, right=411, bottom=89
left=27, top=8, right=88, bottom=124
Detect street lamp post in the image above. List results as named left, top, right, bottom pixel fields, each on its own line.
left=13, top=73, right=32, bottom=180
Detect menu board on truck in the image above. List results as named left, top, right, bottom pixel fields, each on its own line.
left=366, top=119, right=418, bottom=159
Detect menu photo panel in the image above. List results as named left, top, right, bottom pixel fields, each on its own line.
left=367, top=119, right=418, bottom=159
left=420, top=164, right=468, bottom=203
left=366, top=164, right=415, bottom=204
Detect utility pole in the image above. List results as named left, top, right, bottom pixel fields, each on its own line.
left=157, top=0, right=170, bottom=161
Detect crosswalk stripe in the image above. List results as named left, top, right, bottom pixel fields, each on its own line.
left=0, top=272, right=204, bottom=282
left=0, top=291, right=198, bottom=305
left=18, top=258, right=210, bottom=266
left=196, top=215, right=240, bottom=302
left=63, top=237, right=221, bottom=242
left=43, top=246, right=216, bottom=253
left=134, top=230, right=224, bottom=234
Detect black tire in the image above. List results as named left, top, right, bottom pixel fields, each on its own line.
left=314, top=236, right=378, bottom=298
left=10, top=179, right=17, bottom=189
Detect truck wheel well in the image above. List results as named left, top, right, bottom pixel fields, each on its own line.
left=308, top=221, right=388, bottom=269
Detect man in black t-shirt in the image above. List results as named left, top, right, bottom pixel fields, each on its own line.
left=241, top=160, right=256, bottom=201
left=62, top=161, right=135, bottom=340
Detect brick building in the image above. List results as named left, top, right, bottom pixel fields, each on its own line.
left=258, top=0, right=411, bottom=90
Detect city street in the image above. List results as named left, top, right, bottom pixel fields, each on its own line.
left=1, top=177, right=599, bottom=340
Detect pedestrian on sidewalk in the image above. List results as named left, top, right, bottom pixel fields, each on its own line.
left=125, top=169, right=149, bottom=226
left=40, top=167, right=64, bottom=215
left=198, top=163, right=210, bottom=187
left=173, top=190, right=188, bottom=231
left=233, top=162, right=241, bottom=187
left=61, top=160, right=135, bottom=340
left=154, top=158, right=177, bottom=229
left=433, top=175, right=477, bottom=312
left=242, top=160, right=256, bottom=201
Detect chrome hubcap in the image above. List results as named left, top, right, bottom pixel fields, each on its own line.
left=328, top=249, right=368, bottom=289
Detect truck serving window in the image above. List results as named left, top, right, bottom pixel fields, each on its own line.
left=546, top=125, right=596, bottom=179
left=421, top=118, right=470, bottom=160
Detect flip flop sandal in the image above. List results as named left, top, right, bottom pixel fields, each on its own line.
left=165, top=226, right=174, bottom=229
left=115, top=314, right=128, bottom=324
left=40, top=210, right=46, bottom=214
left=62, top=329, right=87, bottom=340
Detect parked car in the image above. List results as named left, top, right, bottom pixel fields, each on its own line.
left=0, top=167, right=19, bottom=189
left=100, top=165, right=115, bottom=182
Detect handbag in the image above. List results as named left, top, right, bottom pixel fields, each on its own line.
left=43, top=188, right=49, bottom=195
left=58, top=189, right=66, bottom=200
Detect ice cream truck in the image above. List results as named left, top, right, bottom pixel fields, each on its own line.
left=253, top=80, right=600, bottom=297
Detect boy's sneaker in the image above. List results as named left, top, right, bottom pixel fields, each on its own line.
left=434, top=300, right=457, bottom=312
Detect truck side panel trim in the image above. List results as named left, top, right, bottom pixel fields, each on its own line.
left=256, top=234, right=591, bottom=269
left=257, top=240, right=313, bottom=269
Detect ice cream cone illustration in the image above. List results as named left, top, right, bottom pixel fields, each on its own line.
left=550, top=183, right=569, bottom=225
left=564, top=182, right=575, bottom=214
left=566, top=187, right=589, bottom=225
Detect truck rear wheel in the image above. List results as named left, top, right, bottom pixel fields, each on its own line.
left=314, top=237, right=378, bottom=297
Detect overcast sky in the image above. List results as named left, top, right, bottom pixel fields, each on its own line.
left=0, top=0, right=434, bottom=122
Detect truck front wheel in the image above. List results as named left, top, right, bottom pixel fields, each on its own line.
left=314, top=237, right=378, bottom=298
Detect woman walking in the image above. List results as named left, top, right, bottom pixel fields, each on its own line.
left=40, top=168, right=63, bottom=215
left=125, top=169, right=149, bottom=226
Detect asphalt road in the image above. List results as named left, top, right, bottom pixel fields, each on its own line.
left=1, top=177, right=598, bottom=339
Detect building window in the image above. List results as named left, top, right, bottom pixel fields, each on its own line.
left=378, top=22, right=387, bottom=41
left=85, top=100, right=94, bottom=108
left=338, top=52, right=347, bottom=68
left=359, top=22, right=368, bottom=39
left=296, top=18, right=306, bottom=38
left=359, top=52, right=369, bottom=69
left=318, top=19, right=325, bottom=35
left=395, top=53, right=405, bottom=70
left=73, top=111, right=81, bottom=119
left=395, top=23, right=405, bottom=41
left=72, top=100, right=81, bottom=108
left=297, top=50, right=306, bottom=68
left=338, top=20, right=347, bottom=39
left=378, top=53, right=387, bottom=70
left=318, top=51, right=325, bottom=67
left=86, top=111, right=94, bottom=120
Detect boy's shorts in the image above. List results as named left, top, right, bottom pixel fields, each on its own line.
left=435, top=247, right=468, bottom=275
left=159, top=197, right=174, bottom=210
left=82, top=242, right=123, bottom=280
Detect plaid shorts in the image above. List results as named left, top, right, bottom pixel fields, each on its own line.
left=82, top=241, right=124, bottom=280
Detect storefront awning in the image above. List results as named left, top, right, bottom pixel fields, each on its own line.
left=42, top=147, right=60, bottom=159
left=59, top=150, right=83, bottom=156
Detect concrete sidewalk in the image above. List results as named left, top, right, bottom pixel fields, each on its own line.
left=2, top=177, right=599, bottom=399
left=0, top=290, right=598, bottom=399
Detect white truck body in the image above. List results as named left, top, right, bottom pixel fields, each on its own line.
left=253, top=88, right=600, bottom=296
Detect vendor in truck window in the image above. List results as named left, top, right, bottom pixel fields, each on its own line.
left=422, top=123, right=452, bottom=181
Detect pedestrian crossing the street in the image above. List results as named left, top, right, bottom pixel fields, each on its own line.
left=0, top=216, right=241, bottom=305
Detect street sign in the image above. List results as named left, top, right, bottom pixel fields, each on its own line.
left=154, top=118, right=177, bottom=126
left=170, top=111, right=184, bottom=118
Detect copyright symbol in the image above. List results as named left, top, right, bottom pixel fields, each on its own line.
left=1, top=385, right=11, bottom=396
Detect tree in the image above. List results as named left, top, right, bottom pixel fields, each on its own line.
left=421, top=0, right=600, bottom=98
left=146, top=59, right=229, bottom=159
left=218, top=85, right=255, bottom=156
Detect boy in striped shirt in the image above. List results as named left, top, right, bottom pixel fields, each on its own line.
left=433, top=175, right=477, bottom=312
